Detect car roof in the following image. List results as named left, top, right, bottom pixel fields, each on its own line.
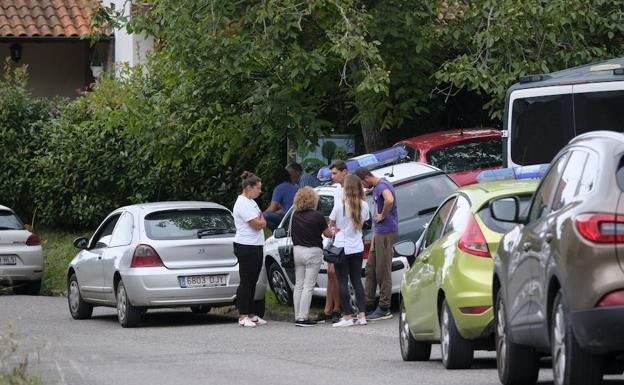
left=395, top=128, right=501, bottom=151
left=458, top=179, right=539, bottom=209
left=370, top=162, right=446, bottom=184
left=0, top=204, right=13, bottom=212
left=569, top=130, right=624, bottom=146
left=508, top=56, right=624, bottom=93
left=118, top=201, right=230, bottom=213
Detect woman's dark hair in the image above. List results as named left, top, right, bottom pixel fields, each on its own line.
left=241, top=171, right=261, bottom=189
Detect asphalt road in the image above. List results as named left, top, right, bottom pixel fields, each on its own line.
left=0, top=295, right=622, bottom=385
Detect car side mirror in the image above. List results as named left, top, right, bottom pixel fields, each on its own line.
left=73, top=237, right=89, bottom=250
left=393, top=240, right=416, bottom=257
left=273, top=228, right=287, bottom=239
left=490, top=197, right=520, bottom=223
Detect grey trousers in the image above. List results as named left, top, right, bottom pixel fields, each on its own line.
left=365, top=232, right=398, bottom=309
left=293, top=245, right=323, bottom=320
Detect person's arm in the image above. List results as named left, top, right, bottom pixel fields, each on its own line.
left=375, top=189, right=395, bottom=223
left=248, top=212, right=266, bottom=230
left=264, top=200, right=282, bottom=213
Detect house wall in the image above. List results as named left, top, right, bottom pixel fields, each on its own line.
left=0, top=40, right=90, bottom=98
left=105, top=0, right=153, bottom=67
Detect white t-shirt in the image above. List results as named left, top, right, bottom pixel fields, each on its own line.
left=329, top=198, right=370, bottom=254
left=233, top=195, right=265, bottom=246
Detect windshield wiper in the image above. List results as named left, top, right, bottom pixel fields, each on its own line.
left=0, top=226, right=17, bottom=230
left=197, top=228, right=231, bottom=238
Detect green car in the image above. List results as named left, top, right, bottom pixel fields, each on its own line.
left=394, top=179, right=538, bottom=369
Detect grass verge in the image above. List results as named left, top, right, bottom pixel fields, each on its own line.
left=39, top=228, right=88, bottom=296
left=0, top=323, right=40, bottom=385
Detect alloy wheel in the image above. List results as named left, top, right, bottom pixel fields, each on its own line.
left=117, top=284, right=127, bottom=323
left=400, top=304, right=410, bottom=357
left=496, top=298, right=507, bottom=373
left=440, top=306, right=450, bottom=360
left=552, top=303, right=567, bottom=385
left=68, top=280, right=80, bottom=313
left=271, top=269, right=290, bottom=305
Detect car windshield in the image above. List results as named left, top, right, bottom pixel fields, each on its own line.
left=0, top=210, right=24, bottom=230
left=144, top=209, right=235, bottom=240
left=366, top=174, right=458, bottom=222
left=427, top=140, right=502, bottom=174
left=478, top=196, right=532, bottom=233
left=511, top=90, right=624, bottom=165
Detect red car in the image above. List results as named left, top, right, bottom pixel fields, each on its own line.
left=394, top=128, right=502, bottom=186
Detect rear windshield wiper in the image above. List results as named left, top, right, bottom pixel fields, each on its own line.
left=417, top=207, right=438, bottom=216
left=0, top=226, right=18, bottom=230
left=197, top=228, right=232, bottom=238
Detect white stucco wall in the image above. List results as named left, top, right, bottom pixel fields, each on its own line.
left=105, top=0, right=153, bottom=66
left=0, top=41, right=90, bottom=98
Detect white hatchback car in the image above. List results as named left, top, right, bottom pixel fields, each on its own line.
left=67, top=201, right=267, bottom=327
left=0, top=204, right=43, bottom=295
left=264, top=162, right=458, bottom=306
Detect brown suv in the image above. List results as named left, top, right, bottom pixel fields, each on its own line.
left=490, top=131, right=624, bottom=385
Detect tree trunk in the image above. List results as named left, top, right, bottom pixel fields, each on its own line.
left=360, top=122, right=388, bottom=153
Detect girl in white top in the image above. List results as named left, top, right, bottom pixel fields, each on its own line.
left=232, top=171, right=267, bottom=328
left=329, top=174, right=370, bottom=327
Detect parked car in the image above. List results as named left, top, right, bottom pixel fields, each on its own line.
left=394, top=179, right=538, bottom=369
left=0, top=204, right=43, bottom=295
left=394, top=128, right=503, bottom=186
left=491, top=131, right=624, bottom=385
left=264, top=162, right=458, bottom=306
left=502, top=56, right=624, bottom=168
left=67, top=201, right=267, bottom=327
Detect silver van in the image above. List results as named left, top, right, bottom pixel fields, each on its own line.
left=503, top=56, right=624, bottom=167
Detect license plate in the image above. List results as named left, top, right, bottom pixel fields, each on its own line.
left=0, top=255, right=16, bottom=265
left=179, top=274, right=227, bottom=288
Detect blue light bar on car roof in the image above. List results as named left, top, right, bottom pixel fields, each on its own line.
left=317, top=146, right=408, bottom=182
left=476, top=164, right=549, bottom=183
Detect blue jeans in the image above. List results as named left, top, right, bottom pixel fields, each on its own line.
left=263, top=212, right=284, bottom=231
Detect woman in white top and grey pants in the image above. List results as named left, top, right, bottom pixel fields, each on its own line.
left=232, top=171, right=268, bottom=328
left=329, top=175, right=370, bottom=327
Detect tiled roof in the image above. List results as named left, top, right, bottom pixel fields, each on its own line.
left=0, top=0, right=94, bottom=38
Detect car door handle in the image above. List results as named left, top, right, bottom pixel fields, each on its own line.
left=545, top=233, right=553, bottom=243
left=523, top=242, right=532, bottom=251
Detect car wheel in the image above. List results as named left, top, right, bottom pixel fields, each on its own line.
left=116, top=280, right=141, bottom=327
left=551, top=291, right=602, bottom=385
left=190, top=305, right=211, bottom=314
left=254, top=298, right=266, bottom=318
left=399, top=299, right=431, bottom=361
left=495, top=288, right=539, bottom=385
left=67, top=274, right=93, bottom=320
left=440, top=299, right=474, bottom=369
left=268, top=261, right=293, bottom=306
left=13, top=280, right=41, bottom=295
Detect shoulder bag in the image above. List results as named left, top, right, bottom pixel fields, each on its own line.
left=278, top=211, right=295, bottom=269
left=323, top=202, right=346, bottom=264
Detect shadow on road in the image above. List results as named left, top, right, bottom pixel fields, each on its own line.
left=89, top=309, right=237, bottom=328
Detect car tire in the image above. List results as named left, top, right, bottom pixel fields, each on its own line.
left=399, top=299, right=431, bottom=361
left=551, top=290, right=603, bottom=385
left=268, top=261, right=293, bottom=306
left=440, top=299, right=474, bottom=369
left=254, top=298, right=266, bottom=318
left=67, top=274, right=93, bottom=320
left=495, top=289, right=539, bottom=385
left=190, top=305, right=211, bottom=314
left=13, top=280, right=41, bottom=296
left=116, top=280, right=141, bottom=327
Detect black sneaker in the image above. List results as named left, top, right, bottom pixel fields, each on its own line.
left=295, top=319, right=318, bottom=327
left=331, top=312, right=342, bottom=324
left=312, top=312, right=331, bottom=323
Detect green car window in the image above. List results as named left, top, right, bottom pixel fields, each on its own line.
left=424, top=197, right=456, bottom=248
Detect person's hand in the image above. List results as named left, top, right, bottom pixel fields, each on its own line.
left=374, top=213, right=384, bottom=223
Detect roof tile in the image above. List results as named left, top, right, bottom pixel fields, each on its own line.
left=0, top=0, right=95, bottom=38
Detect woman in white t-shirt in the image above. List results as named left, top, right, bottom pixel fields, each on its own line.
left=232, top=171, right=267, bottom=328
left=329, top=174, right=370, bottom=327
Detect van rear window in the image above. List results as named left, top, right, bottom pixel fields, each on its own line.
left=511, top=90, right=624, bottom=165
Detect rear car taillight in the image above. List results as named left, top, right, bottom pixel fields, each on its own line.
left=458, top=215, right=491, bottom=258
left=459, top=306, right=491, bottom=315
left=131, top=244, right=164, bottom=267
left=575, top=213, right=624, bottom=243
left=26, top=233, right=41, bottom=246
left=597, top=290, right=624, bottom=307
left=363, top=240, right=371, bottom=260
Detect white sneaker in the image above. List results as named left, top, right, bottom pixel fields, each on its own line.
left=250, top=316, right=267, bottom=325
left=355, top=317, right=367, bottom=326
left=332, top=318, right=355, bottom=327
left=238, top=317, right=256, bottom=328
